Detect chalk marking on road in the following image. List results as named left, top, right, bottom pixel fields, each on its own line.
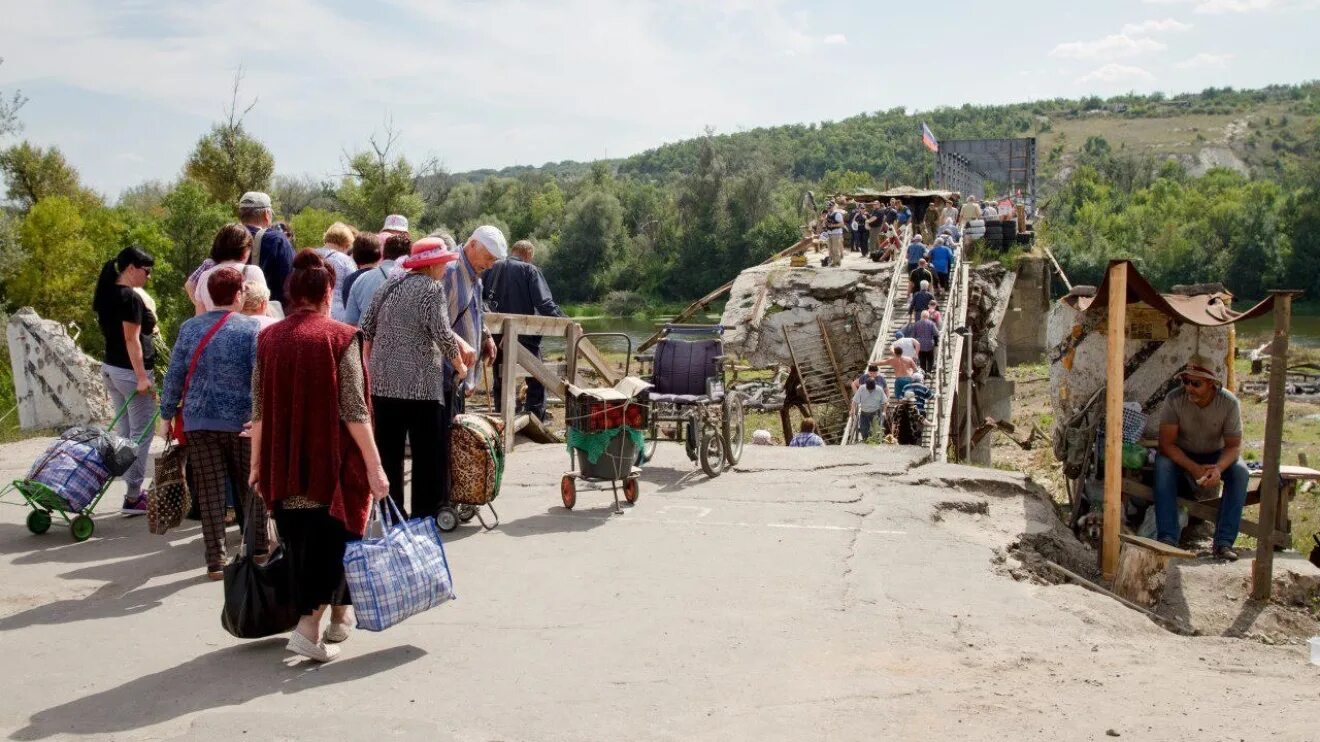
left=537, top=511, right=904, bottom=535
left=654, top=505, right=712, bottom=518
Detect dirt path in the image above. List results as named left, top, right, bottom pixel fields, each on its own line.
left=0, top=438, right=1317, bottom=740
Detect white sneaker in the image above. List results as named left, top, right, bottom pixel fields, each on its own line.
left=286, top=631, right=340, bottom=662
left=324, top=622, right=353, bottom=643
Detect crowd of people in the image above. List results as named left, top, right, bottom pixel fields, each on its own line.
left=90, top=191, right=564, bottom=663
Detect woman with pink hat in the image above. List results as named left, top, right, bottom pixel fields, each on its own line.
left=360, top=238, right=478, bottom=521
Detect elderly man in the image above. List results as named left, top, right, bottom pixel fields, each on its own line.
left=909, top=259, right=935, bottom=296
left=483, top=238, right=565, bottom=421
left=905, top=233, right=926, bottom=275
left=851, top=374, right=888, bottom=443
left=444, top=225, right=507, bottom=408
left=1153, top=356, right=1248, bottom=560
left=237, top=191, right=295, bottom=305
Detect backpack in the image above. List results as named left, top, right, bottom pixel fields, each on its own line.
left=449, top=414, right=505, bottom=507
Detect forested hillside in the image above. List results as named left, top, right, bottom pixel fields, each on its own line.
left=2, top=79, right=1319, bottom=370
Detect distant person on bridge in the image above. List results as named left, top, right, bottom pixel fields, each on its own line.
left=927, top=300, right=942, bottom=329
left=940, top=199, right=959, bottom=226
left=908, top=279, right=935, bottom=322
left=905, top=234, right=927, bottom=275
left=928, top=238, right=955, bottom=292
left=892, top=330, right=920, bottom=362
left=879, top=344, right=918, bottom=398
left=823, top=201, right=846, bottom=267
left=959, top=198, right=981, bottom=228
left=483, top=238, right=566, bottom=421
left=788, top=417, right=825, bottom=447
left=866, top=202, right=886, bottom=255
left=1152, top=356, right=1247, bottom=561
left=909, top=259, right=935, bottom=295
left=849, top=204, right=869, bottom=255
left=852, top=363, right=886, bottom=393
left=851, top=376, right=888, bottom=443
left=911, top=310, right=940, bottom=374
left=905, top=371, right=933, bottom=415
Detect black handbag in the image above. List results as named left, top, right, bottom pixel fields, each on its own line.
left=221, top=499, right=300, bottom=639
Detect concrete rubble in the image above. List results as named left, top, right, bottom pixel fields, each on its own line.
left=6, top=307, right=111, bottom=430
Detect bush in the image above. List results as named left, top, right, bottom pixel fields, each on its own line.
left=601, top=290, right=650, bottom=317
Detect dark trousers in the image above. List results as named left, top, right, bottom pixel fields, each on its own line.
left=188, top=430, right=266, bottom=571
left=918, top=349, right=935, bottom=374
left=372, top=396, right=449, bottom=519
left=492, top=335, right=546, bottom=420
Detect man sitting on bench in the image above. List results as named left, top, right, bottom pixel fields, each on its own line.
left=1153, top=355, right=1248, bottom=561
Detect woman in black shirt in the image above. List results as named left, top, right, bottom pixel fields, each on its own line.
left=91, top=246, right=158, bottom=515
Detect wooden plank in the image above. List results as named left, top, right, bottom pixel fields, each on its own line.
left=1121, top=479, right=1291, bottom=547
left=637, top=236, right=814, bottom=353
left=500, top=319, right=518, bottom=453
left=516, top=343, right=568, bottom=401
left=577, top=337, right=622, bottom=386
left=1041, top=245, right=1072, bottom=291
left=565, top=322, right=582, bottom=389
left=1253, top=292, right=1292, bottom=600
left=1102, top=262, right=1127, bottom=583
left=781, top=324, right=815, bottom=416
left=1120, top=533, right=1196, bottom=559
left=485, top=312, right=577, bottom=336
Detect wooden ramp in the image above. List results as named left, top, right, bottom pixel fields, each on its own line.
left=781, top=317, right=857, bottom=444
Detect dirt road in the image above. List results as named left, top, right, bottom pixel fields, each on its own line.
left=0, top=438, right=1316, bottom=740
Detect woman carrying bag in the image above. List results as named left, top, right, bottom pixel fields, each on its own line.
left=249, top=250, right=389, bottom=663
left=158, top=267, right=265, bottom=580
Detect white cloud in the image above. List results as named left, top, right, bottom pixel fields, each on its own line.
left=1121, top=18, right=1192, bottom=33
left=1075, top=63, right=1156, bottom=84
left=1142, top=0, right=1278, bottom=12
left=1050, top=33, right=1167, bottom=59
left=1175, top=52, right=1236, bottom=68
left=822, top=33, right=848, bottom=45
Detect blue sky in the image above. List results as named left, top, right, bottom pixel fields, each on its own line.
left=1, top=0, right=1318, bottom=198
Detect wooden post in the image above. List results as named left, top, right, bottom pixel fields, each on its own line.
left=1101, top=262, right=1128, bottom=583
left=500, top=318, right=518, bottom=453
left=1252, top=292, right=1293, bottom=600
left=565, top=322, right=582, bottom=389
left=1226, top=319, right=1237, bottom=392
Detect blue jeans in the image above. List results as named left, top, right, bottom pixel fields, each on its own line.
left=1153, top=450, right=1249, bottom=547
left=858, top=411, right=879, bottom=442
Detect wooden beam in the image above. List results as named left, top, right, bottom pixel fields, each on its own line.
left=565, top=322, right=582, bottom=389
left=1252, top=292, right=1293, bottom=600
left=516, top=343, right=568, bottom=401
left=577, top=337, right=622, bottom=386
left=485, top=312, right=577, bottom=336
left=1121, top=479, right=1291, bottom=547
left=636, top=236, right=814, bottom=353
left=500, top=319, right=518, bottom=453
left=1102, top=262, right=1127, bottom=583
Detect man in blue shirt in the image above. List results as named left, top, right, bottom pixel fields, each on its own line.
left=484, top=239, right=565, bottom=421
left=928, top=237, right=955, bottom=292
left=905, top=234, right=927, bottom=273
left=344, top=233, right=411, bottom=325
left=788, top=417, right=825, bottom=447
left=237, top=192, right=295, bottom=306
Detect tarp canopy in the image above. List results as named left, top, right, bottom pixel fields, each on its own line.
left=1081, top=260, right=1279, bottom=327
left=876, top=186, right=957, bottom=199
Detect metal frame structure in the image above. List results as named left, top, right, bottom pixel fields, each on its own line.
left=936, top=138, right=1037, bottom=215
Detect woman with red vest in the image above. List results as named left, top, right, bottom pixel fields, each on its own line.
left=248, top=249, right=389, bottom=663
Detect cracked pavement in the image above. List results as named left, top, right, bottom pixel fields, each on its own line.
left=0, top=437, right=1317, bottom=740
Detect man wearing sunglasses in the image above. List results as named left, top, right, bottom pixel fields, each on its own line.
left=1153, top=355, right=1248, bottom=560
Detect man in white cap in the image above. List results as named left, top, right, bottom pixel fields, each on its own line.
left=1153, top=355, right=1248, bottom=560
left=238, top=191, right=295, bottom=305
left=380, top=214, right=410, bottom=243
left=443, top=225, right=507, bottom=408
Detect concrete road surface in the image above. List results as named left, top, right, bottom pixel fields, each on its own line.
left=0, top=438, right=1317, bottom=740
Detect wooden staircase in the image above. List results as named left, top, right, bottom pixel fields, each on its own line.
left=782, top=317, right=856, bottom=445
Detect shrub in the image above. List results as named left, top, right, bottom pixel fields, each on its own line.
left=602, top=290, right=649, bottom=317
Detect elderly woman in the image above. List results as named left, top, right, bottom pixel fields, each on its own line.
left=159, top=267, right=266, bottom=579
left=241, top=280, right=280, bottom=330
left=92, top=245, right=158, bottom=515
left=192, top=224, right=268, bottom=314
left=315, top=222, right=358, bottom=321
left=361, top=238, right=476, bottom=521
left=249, top=250, right=389, bottom=662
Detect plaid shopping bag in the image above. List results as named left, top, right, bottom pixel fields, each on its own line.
left=343, top=499, right=455, bottom=631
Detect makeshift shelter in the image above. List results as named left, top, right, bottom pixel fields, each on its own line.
left=1076, top=260, right=1302, bottom=598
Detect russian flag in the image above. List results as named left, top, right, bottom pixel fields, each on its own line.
left=921, top=123, right=938, bottom=153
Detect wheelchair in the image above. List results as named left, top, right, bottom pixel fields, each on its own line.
left=636, top=325, right=745, bottom=477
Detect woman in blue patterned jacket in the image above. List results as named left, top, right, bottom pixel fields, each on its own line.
left=159, top=266, right=266, bottom=580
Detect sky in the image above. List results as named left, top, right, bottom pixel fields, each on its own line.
left=1, top=0, right=1318, bottom=198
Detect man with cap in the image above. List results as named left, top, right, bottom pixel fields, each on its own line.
left=443, top=225, right=507, bottom=410
left=238, top=192, right=296, bottom=306
left=822, top=201, right=846, bottom=267
left=1152, top=355, right=1248, bottom=560
left=483, top=238, right=565, bottom=421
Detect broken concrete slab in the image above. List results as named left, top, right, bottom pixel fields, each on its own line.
left=6, top=307, right=111, bottom=430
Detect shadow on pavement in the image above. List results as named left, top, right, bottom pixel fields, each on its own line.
left=9, top=643, right=427, bottom=740
left=500, top=505, right=626, bottom=537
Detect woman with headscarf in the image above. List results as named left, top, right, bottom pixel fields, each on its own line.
left=360, top=238, right=475, bottom=521
left=249, top=249, right=390, bottom=662
left=91, top=245, right=158, bottom=515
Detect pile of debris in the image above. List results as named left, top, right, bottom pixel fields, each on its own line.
left=6, top=307, right=111, bottom=430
